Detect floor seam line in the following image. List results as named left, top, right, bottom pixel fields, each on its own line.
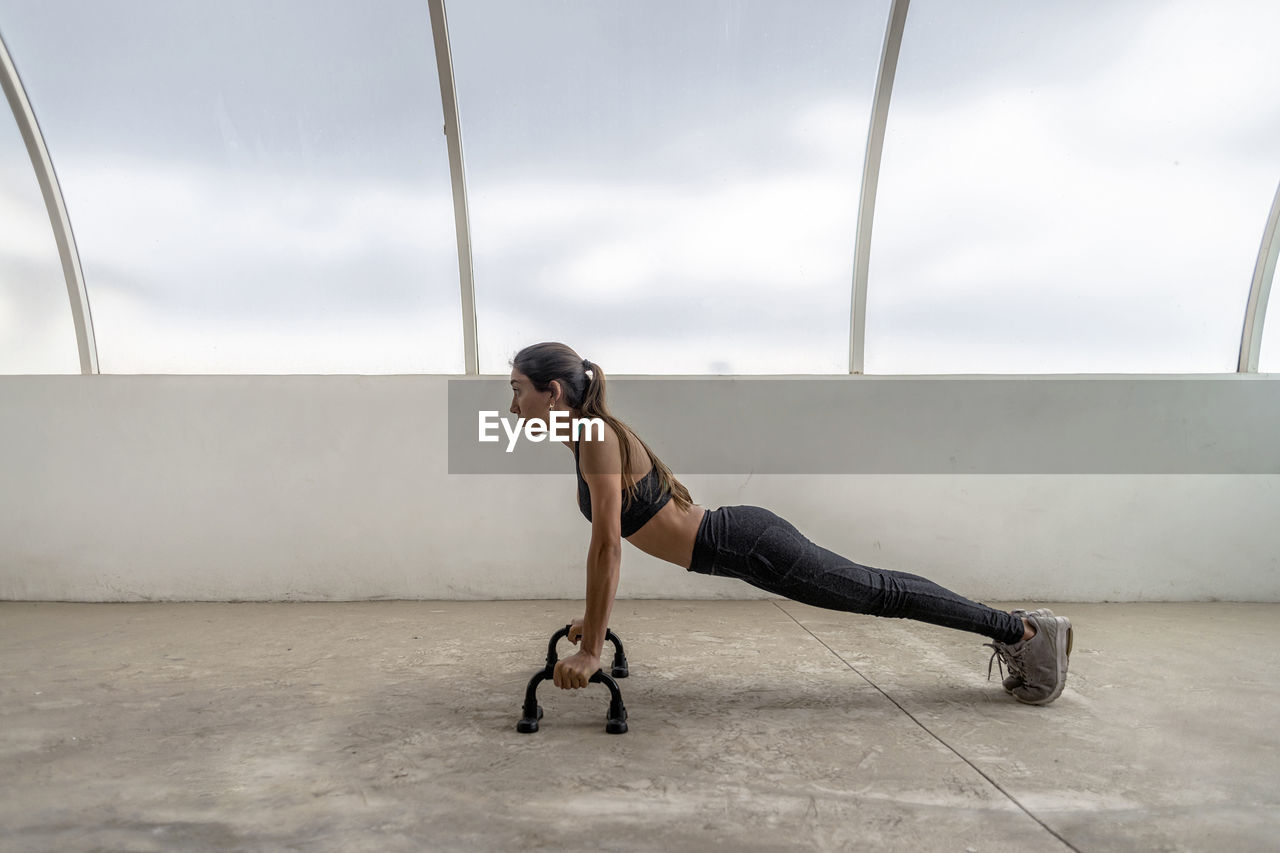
left=770, top=601, right=1081, bottom=853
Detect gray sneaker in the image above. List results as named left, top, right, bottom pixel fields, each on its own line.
left=986, top=612, right=1073, bottom=706
left=998, top=608, right=1056, bottom=693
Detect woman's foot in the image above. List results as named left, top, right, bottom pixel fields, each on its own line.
left=986, top=611, right=1073, bottom=705
left=1002, top=608, right=1054, bottom=693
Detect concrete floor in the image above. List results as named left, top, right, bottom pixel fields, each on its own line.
left=0, top=601, right=1276, bottom=853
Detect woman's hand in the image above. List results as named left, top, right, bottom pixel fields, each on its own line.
left=567, top=617, right=584, bottom=645
left=553, top=649, right=601, bottom=690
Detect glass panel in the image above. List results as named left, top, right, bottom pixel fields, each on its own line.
left=0, top=1, right=461, bottom=373
left=449, top=1, right=890, bottom=374
left=1260, top=289, right=1279, bottom=374
left=0, top=86, right=78, bottom=373
left=866, top=0, right=1280, bottom=374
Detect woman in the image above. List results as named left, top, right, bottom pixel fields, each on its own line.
left=508, top=342, right=1072, bottom=706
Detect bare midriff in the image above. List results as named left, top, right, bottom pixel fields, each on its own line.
left=625, top=498, right=707, bottom=570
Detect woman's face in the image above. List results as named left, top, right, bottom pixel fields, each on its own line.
left=509, top=369, right=557, bottom=427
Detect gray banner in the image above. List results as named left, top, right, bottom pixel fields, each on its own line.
left=448, top=377, right=1280, bottom=474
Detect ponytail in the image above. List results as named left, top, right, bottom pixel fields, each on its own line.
left=512, top=343, right=693, bottom=512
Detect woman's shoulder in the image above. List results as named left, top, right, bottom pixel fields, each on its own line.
left=578, top=422, right=651, bottom=481
left=576, top=422, right=623, bottom=476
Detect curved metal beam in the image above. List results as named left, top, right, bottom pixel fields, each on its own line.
left=850, top=0, right=910, bottom=375
left=1238, top=180, right=1280, bottom=373
left=0, top=28, right=98, bottom=374
left=427, top=0, right=478, bottom=375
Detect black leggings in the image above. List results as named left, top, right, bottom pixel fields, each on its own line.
left=689, top=505, right=1025, bottom=645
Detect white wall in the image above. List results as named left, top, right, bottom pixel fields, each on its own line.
left=2, top=375, right=1277, bottom=602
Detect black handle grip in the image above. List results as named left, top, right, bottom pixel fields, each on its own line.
left=544, top=624, right=628, bottom=677
left=518, top=624, right=630, bottom=734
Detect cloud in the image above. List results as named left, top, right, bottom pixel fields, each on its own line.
left=0, top=254, right=80, bottom=373
left=21, top=157, right=466, bottom=372
left=90, top=284, right=464, bottom=374
left=0, top=159, right=83, bottom=373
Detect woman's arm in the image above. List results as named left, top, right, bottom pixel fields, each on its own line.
left=579, top=519, right=622, bottom=659
left=554, top=430, right=624, bottom=689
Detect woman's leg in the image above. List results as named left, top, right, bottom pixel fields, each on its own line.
left=695, top=505, right=1025, bottom=645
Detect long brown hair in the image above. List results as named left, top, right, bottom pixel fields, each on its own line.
left=511, top=342, right=693, bottom=513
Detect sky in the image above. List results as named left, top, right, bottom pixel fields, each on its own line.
left=1, top=0, right=1278, bottom=375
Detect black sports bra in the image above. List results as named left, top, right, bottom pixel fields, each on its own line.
left=573, top=436, right=672, bottom=537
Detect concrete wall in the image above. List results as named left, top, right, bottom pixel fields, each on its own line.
left=2, top=375, right=1277, bottom=602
